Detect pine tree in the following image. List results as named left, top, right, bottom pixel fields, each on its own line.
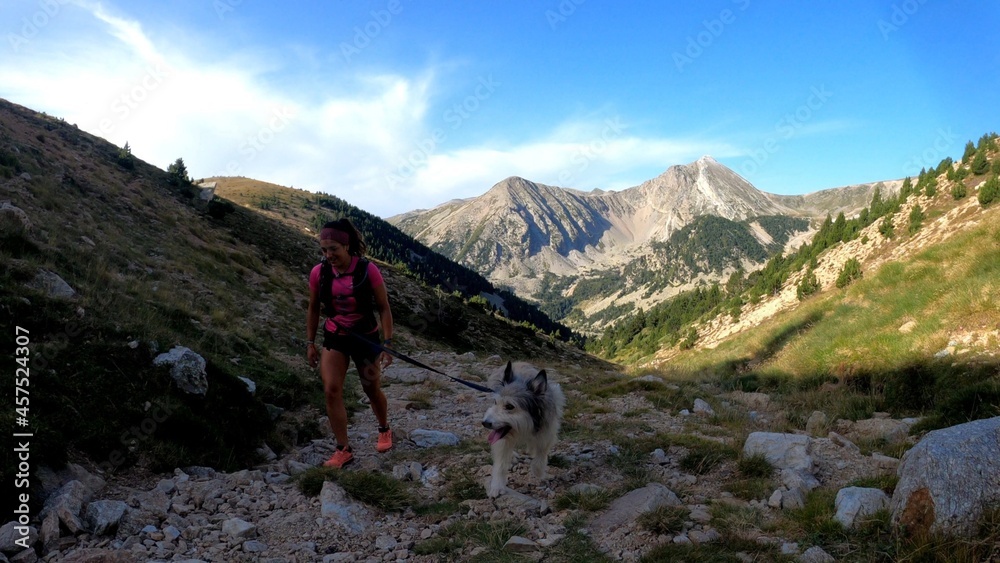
left=836, top=258, right=863, bottom=288
left=908, top=204, right=924, bottom=235
left=962, top=141, right=977, bottom=164
left=117, top=142, right=134, bottom=170
left=980, top=174, right=999, bottom=207
left=971, top=150, right=989, bottom=175
left=924, top=176, right=937, bottom=198
left=168, top=157, right=190, bottom=185
left=951, top=181, right=967, bottom=200
left=832, top=212, right=847, bottom=243
left=796, top=264, right=820, bottom=300
left=879, top=216, right=895, bottom=239
left=899, top=177, right=913, bottom=201
left=870, top=186, right=885, bottom=217
left=936, top=157, right=953, bottom=176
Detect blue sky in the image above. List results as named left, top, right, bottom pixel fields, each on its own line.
left=2, top=1, right=999, bottom=217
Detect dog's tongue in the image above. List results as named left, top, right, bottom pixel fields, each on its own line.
left=487, top=429, right=503, bottom=444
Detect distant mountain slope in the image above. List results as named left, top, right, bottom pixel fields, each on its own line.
left=590, top=138, right=1000, bottom=366
left=391, top=156, right=898, bottom=333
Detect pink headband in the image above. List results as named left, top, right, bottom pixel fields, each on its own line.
left=320, top=227, right=350, bottom=245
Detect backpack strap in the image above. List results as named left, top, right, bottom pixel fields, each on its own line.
left=318, top=258, right=335, bottom=318
left=351, top=258, right=378, bottom=334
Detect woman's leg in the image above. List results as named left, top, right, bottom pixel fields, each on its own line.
left=359, top=360, right=389, bottom=429
left=321, top=348, right=351, bottom=448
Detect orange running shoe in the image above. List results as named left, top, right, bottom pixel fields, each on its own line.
left=322, top=446, right=354, bottom=468
left=376, top=428, right=393, bottom=453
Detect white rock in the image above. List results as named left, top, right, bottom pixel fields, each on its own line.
left=835, top=487, right=889, bottom=528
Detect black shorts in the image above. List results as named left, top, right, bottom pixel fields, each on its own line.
left=322, top=329, right=381, bottom=380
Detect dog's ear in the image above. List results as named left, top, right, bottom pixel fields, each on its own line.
left=502, top=361, right=514, bottom=386
left=527, top=369, right=548, bottom=395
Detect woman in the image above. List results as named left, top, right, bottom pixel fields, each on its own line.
left=306, top=218, right=394, bottom=468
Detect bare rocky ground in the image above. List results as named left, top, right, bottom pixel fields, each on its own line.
left=8, top=351, right=921, bottom=563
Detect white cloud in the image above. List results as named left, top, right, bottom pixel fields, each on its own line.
left=0, top=2, right=743, bottom=218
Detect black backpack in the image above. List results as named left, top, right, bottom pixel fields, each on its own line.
left=318, top=257, right=378, bottom=334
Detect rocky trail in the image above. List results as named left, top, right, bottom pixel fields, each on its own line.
left=4, top=352, right=997, bottom=563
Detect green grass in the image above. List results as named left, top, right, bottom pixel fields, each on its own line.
left=413, top=518, right=528, bottom=561
left=736, top=454, right=774, bottom=478
left=294, top=467, right=414, bottom=511
left=663, top=217, right=1000, bottom=397
left=724, top=478, right=774, bottom=501
left=637, top=505, right=690, bottom=535
left=554, top=488, right=615, bottom=511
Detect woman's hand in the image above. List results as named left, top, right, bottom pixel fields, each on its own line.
left=378, top=351, right=393, bottom=369
left=307, top=343, right=319, bottom=369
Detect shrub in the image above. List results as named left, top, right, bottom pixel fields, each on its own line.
left=117, top=142, right=134, bottom=170
left=980, top=174, right=999, bottom=207
left=951, top=182, right=967, bottom=200
left=836, top=258, right=863, bottom=288
left=879, top=216, right=895, bottom=239
left=207, top=198, right=235, bottom=220
left=971, top=150, right=990, bottom=175
left=908, top=204, right=924, bottom=235
left=797, top=268, right=820, bottom=300
left=923, top=176, right=937, bottom=197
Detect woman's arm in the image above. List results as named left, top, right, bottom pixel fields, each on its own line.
left=373, top=282, right=393, bottom=343
left=372, top=281, right=394, bottom=368
left=306, top=283, right=321, bottom=368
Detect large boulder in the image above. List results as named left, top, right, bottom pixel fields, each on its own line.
left=153, top=346, right=208, bottom=395
left=26, top=269, right=76, bottom=299
left=743, top=432, right=813, bottom=473
left=0, top=201, right=32, bottom=232
left=891, top=416, right=1000, bottom=536
left=589, top=483, right=681, bottom=538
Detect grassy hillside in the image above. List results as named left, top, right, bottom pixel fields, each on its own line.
left=0, top=99, right=593, bottom=514
left=602, top=141, right=1000, bottom=435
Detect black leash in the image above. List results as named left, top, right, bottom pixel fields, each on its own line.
left=350, top=332, right=494, bottom=394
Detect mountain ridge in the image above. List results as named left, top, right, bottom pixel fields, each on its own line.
left=389, top=156, right=901, bottom=332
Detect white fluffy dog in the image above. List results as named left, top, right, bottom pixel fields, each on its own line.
left=481, top=361, right=565, bottom=497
